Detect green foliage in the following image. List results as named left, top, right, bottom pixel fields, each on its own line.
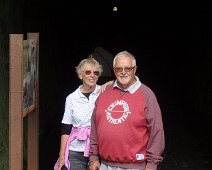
left=0, top=0, right=24, bottom=169
left=0, top=122, right=9, bottom=170
left=0, top=12, right=9, bottom=170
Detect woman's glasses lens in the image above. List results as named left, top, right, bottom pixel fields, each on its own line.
left=85, top=70, right=100, bottom=76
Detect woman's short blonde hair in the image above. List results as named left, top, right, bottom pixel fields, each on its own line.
left=75, top=55, right=103, bottom=78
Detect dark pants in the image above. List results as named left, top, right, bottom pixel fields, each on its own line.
left=69, top=150, right=89, bottom=170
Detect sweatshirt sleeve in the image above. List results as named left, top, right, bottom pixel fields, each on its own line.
left=144, top=90, right=165, bottom=170
left=89, top=102, right=100, bottom=162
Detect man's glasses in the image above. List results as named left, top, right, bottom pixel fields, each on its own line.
left=113, top=67, right=136, bottom=73
left=84, top=70, right=100, bottom=76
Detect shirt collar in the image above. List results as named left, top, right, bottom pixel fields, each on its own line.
left=78, top=84, right=100, bottom=98
left=113, top=76, right=141, bottom=94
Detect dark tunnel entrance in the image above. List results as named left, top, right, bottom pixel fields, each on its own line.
left=26, top=1, right=212, bottom=169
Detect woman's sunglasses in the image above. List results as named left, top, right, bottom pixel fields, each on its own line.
left=84, top=70, right=100, bottom=76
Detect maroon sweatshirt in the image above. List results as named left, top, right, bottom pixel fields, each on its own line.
left=89, top=82, right=165, bottom=170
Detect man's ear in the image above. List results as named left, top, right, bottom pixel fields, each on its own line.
left=134, top=66, right=137, bottom=73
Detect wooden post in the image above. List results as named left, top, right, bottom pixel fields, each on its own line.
left=9, top=34, right=23, bottom=170
left=27, top=33, right=39, bottom=170
left=9, top=33, right=39, bottom=170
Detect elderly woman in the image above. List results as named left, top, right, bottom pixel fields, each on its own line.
left=55, top=56, right=112, bottom=170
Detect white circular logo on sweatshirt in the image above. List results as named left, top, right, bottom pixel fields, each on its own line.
left=105, top=100, right=131, bottom=124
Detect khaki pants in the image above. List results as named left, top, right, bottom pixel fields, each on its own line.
left=100, top=163, right=142, bottom=170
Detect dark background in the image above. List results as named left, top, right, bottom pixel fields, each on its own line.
left=22, top=1, right=212, bottom=169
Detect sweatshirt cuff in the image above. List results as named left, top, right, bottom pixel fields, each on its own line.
left=89, top=155, right=99, bottom=162
left=146, top=162, right=157, bottom=170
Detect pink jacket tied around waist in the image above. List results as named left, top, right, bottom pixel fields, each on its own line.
left=54, top=127, right=91, bottom=170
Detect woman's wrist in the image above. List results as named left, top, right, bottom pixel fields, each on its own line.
left=59, top=151, right=65, bottom=157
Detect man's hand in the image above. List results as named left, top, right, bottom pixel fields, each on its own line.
left=89, top=160, right=100, bottom=170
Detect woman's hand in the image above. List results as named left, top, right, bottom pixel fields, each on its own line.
left=98, top=80, right=114, bottom=93
left=57, top=155, right=65, bottom=170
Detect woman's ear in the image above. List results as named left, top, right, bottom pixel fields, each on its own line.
left=79, top=73, right=83, bottom=80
